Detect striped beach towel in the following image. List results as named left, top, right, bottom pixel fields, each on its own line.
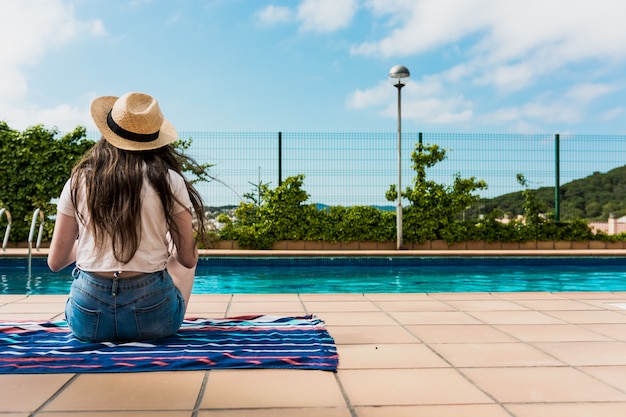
left=0, top=314, right=338, bottom=373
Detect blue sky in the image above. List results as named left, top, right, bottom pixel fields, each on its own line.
left=2, top=0, right=626, bottom=135
left=3, top=0, right=626, bottom=208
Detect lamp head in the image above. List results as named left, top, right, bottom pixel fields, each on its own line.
left=389, top=65, right=410, bottom=86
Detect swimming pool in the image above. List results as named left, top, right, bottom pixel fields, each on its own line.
left=2, top=256, right=626, bottom=294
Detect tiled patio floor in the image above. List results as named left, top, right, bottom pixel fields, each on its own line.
left=2, top=291, right=626, bottom=416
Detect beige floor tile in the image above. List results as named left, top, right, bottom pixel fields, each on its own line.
left=406, top=324, right=516, bottom=343
left=17, top=294, right=68, bottom=303
left=495, top=292, right=566, bottom=300
left=533, top=341, right=626, bottom=366
left=0, top=374, right=74, bottom=413
left=468, top=310, right=565, bottom=325
left=0, top=312, right=64, bottom=320
left=495, top=324, right=612, bottom=342
left=198, top=408, right=352, bottom=417
left=582, top=323, right=626, bottom=341
left=580, top=366, right=626, bottom=392
left=0, top=303, right=65, bottom=314
left=233, top=311, right=307, bottom=317
left=463, top=367, right=626, bottom=403
left=354, top=404, right=512, bottom=417
left=544, top=310, right=626, bottom=324
left=300, top=294, right=369, bottom=301
left=389, top=311, right=481, bottom=325
left=427, top=292, right=497, bottom=300
left=200, top=369, right=345, bottom=409
left=318, top=312, right=398, bottom=326
left=365, top=293, right=434, bottom=301
left=431, top=342, right=563, bottom=367
left=338, top=369, right=493, bottom=406
left=444, top=300, right=528, bottom=311
left=507, top=402, right=626, bottom=417
left=189, top=294, right=233, bottom=302
left=559, top=292, right=626, bottom=300
left=327, top=325, right=418, bottom=344
left=303, top=301, right=381, bottom=312
left=230, top=294, right=301, bottom=302
left=337, top=344, right=449, bottom=369
left=40, top=412, right=192, bottom=416
left=0, top=295, right=29, bottom=303
left=184, top=301, right=230, bottom=317
left=603, top=301, right=626, bottom=310
left=226, top=301, right=305, bottom=315
left=514, top=299, right=601, bottom=311
left=374, top=300, right=455, bottom=312
left=43, top=371, right=205, bottom=411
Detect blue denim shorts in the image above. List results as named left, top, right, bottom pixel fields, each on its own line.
left=65, top=269, right=185, bottom=342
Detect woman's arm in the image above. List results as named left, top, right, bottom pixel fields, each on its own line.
left=170, top=209, right=198, bottom=269
left=48, top=212, right=79, bottom=272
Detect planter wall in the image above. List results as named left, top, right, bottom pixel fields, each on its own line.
left=207, top=240, right=626, bottom=251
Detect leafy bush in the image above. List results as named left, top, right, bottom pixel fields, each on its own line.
left=218, top=141, right=601, bottom=248
left=0, top=123, right=93, bottom=242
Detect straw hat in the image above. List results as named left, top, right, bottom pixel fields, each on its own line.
left=91, top=92, right=178, bottom=151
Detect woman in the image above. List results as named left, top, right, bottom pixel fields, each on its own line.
left=48, top=91, right=206, bottom=342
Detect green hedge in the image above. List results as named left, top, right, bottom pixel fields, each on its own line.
left=216, top=174, right=613, bottom=250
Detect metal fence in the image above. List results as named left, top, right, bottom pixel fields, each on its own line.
left=86, top=131, right=626, bottom=218
left=166, top=132, right=626, bottom=216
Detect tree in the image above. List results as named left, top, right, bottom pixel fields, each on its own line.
left=386, top=141, right=487, bottom=243
left=172, top=138, right=215, bottom=185
left=0, top=122, right=93, bottom=242
left=515, top=173, right=548, bottom=240
left=220, top=174, right=320, bottom=249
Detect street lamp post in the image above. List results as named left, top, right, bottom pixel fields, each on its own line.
left=389, top=65, right=410, bottom=250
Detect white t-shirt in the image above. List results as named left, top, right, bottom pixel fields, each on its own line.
left=57, top=169, right=192, bottom=273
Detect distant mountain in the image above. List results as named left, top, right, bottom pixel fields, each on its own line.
left=478, top=164, right=626, bottom=221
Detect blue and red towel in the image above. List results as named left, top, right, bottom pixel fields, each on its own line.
left=0, top=315, right=338, bottom=373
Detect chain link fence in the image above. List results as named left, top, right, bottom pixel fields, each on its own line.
left=148, top=132, right=621, bottom=219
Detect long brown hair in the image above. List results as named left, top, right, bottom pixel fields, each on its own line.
left=70, top=138, right=206, bottom=263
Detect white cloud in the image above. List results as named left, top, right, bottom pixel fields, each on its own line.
left=347, top=0, right=626, bottom=130
left=353, top=0, right=491, bottom=57
left=38, top=103, right=94, bottom=131
left=400, top=95, right=473, bottom=124
left=481, top=82, right=621, bottom=129
left=483, top=98, right=582, bottom=128
left=0, top=66, right=28, bottom=102
left=255, top=5, right=293, bottom=26
left=600, top=107, right=624, bottom=121
left=297, top=0, right=357, bottom=33
left=346, top=81, right=391, bottom=109
left=0, top=99, right=95, bottom=132
left=0, top=0, right=103, bottom=130
left=353, top=0, right=626, bottom=89
left=255, top=0, right=357, bottom=32
left=566, top=83, right=617, bottom=104
left=349, top=78, right=473, bottom=125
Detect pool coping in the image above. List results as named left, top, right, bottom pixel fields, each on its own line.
left=4, top=248, right=626, bottom=258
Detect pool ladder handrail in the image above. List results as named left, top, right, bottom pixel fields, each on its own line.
left=29, top=208, right=45, bottom=254
left=0, top=208, right=11, bottom=252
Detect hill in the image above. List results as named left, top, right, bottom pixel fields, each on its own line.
left=479, top=164, right=626, bottom=221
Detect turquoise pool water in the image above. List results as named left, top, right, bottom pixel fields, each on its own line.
left=2, top=256, right=626, bottom=294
